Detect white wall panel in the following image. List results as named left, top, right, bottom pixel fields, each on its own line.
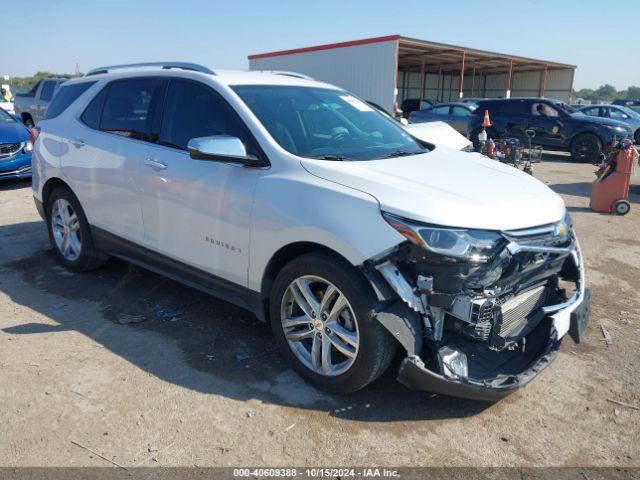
left=249, top=40, right=398, bottom=113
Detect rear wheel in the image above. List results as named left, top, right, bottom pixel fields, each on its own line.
left=23, top=115, right=34, bottom=129
left=269, top=252, right=396, bottom=394
left=570, top=133, right=602, bottom=163
left=613, top=200, right=630, bottom=216
left=46, top=187, right=108, bottom=271
left=634, top=129, right=640, bottom=145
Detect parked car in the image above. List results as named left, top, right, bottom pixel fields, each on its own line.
left=404, top=121, right=473, bottom=151
left=13, top=77, right=68, bottom=127
left=576, top=104, right=640, bottom=143
left=460, top=97, right=486, bottom=110
left=408, top=102, right=474, bottom=135
left=468, top=98, right=633, bottom=163
left=32, top=63, right=589, bottom=400
left=399, top=98, right=433, bottom=118
left=0, top=107, right=33, bottom=180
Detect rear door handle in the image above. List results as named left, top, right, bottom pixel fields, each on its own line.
left=69, top=138, right=86, bottom=148
left=144, top=158, right=167, bottom=170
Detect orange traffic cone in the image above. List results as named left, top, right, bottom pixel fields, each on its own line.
left=483, top=110, right=491, bottom=127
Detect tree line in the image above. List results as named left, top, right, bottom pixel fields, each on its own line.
left=573, top=84, right=640, bottom=101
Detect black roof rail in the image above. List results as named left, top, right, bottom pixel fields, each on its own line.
left=86, top=62, right=215, bottom=76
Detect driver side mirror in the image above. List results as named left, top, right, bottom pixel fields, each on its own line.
left=187, top=135, right=261, bottom=166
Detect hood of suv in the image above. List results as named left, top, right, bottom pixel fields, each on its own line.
left=571, top=112, right=629, bottom=128
left=300, top=146, right=566, bottom=231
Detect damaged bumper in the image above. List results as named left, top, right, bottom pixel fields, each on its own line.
left=365, top=220, right=591, bottom=401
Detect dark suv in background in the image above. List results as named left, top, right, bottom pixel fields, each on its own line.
left=468, top=98, right=633, bottom=162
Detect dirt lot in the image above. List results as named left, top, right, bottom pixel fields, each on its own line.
left=0, top=157, right=639, bottom=468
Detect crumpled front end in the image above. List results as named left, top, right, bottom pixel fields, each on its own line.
left=363, top=218, right=590, bottom=401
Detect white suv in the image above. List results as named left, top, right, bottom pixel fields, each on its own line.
left=32, top=62, right=590, bottom=400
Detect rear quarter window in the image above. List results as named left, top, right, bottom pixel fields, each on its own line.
left=45, top=82, right=97, bottom=119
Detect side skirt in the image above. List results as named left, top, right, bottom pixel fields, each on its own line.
left=91, top=227, right=265, bottom=321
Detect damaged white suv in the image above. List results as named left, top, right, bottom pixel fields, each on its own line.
left=32, top=63, right=590, bottom=400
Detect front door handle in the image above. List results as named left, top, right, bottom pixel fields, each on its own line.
left=144, top=158, right=167, bottom=170
left=69, top=138, right=86, bottom=148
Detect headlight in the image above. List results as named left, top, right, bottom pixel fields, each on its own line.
left=382, top=212, right=503, bottom=263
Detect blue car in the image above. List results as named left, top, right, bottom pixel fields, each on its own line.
left=0, top=107, right=32, bottom=181
left=577, top=104, right=640, bottom=144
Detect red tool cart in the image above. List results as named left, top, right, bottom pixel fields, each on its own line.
left=590, top=139, right=638, bottom=215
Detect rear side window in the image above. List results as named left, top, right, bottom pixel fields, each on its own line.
left=40, top=81, right=56, bottom=101
left=81, top=87, right=108, bottom=129
left=99, top=78, right=163, bottom=141
left=451, top=105, right=470, bottom=116
left=45, top=82, right=96, bottom=119
left=159, top=79, right=257, bottom=154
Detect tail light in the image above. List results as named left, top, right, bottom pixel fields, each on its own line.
left=30, top=126, right=40, bottom=143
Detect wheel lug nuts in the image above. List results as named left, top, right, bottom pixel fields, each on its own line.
left=325, top=327, right=331, bottom=334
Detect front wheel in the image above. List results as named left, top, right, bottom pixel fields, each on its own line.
left=570, top=133, right=602, bottom=163
left=270, top=252, right=396, bottom=394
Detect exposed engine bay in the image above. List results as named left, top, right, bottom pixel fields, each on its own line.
left=363, top=216, right=590, bottom=400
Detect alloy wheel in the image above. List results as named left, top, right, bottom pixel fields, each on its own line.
left=280, top=275, right=359, bottom=377
left=51, top=198, right=82, bottom=261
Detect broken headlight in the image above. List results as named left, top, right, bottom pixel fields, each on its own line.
left=382, top=212, right=503, bottom=263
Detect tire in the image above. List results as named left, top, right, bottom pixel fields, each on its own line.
left=471, top=127, right=497, bottom=151
left=46, top=187, right=108, bottom=272
left=634, top=130, right=640, bottom=145
left=570, top=133, right=602, bottom=163
left=613, top=200, right=630, bottom=216
left=23, top=116, right=34, bottom=129
left=269, top=252, right=397, bottom=394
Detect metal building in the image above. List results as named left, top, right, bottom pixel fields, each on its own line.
left=248, top=35, right=576, bottom=114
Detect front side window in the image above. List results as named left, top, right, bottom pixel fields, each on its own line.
left=45, top=81, right=96, bottom=119
left=159, top=79, right=255, bottom=153
left=608, top=108, right=628, bottom=120
left=233, top=85, right=427, bottom=161
left=40, top=81, right=56, bottom=101
left=99, top=78, right=163, bottom=141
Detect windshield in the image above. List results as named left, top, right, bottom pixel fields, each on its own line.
left=0, top=108, right=15, bottom=123
left=232, top=85, right=428, bottom=160
left=552, top=101, right=577, bottom=114
left=619, top=105, right=640, bottom=119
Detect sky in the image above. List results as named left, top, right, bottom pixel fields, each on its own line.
left=2, top=0, right=638, bottom=90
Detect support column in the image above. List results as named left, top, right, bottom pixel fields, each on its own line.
left=539, top=65, right=548, bottom=98
left=506, top=59, right=513, bottom=98
left=459, top=50, right=466, bottom=99
left=419, top=55, right=426, bottom=104
left=471, top=62, right=476, bottom=97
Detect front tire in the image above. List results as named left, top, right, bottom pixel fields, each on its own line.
left=570, top=133, right=602, bottom=163
left=269, top=252, right=396, bottom=394
left=46, top=187, right=107, bottom=272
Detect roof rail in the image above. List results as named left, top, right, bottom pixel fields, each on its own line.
left=86, top=62, right=215, bottom=77
left=267, top=70, right=315, bottom=81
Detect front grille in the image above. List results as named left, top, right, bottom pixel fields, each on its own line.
left=0, top=143, right=22, bottom=158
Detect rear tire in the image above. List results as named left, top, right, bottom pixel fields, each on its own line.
left=23, top=116, right=34, bottom=129
left=46, top=187, right=108, bottom=272
left=269, top=252, right=396, bottom=394
left=634, top=129, right=640, bottom=145
left=570, top=133, right=602, bottom=163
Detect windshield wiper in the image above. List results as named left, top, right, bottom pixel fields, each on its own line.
left=382, top=150, right=422, bottom=159
left=308, top=155, right=346, bottom=161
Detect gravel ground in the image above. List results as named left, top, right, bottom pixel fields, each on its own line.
left=0, top=157, right=638, bottom=468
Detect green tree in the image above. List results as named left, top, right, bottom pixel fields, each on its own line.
left=595, top=84, right=617, bottom=100
left=626, top=86, right=640, bottom=99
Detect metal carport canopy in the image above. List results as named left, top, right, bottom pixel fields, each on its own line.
left=397, top=36, right=576, bottom=100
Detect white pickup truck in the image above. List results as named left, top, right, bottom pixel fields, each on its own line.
left=13, top=77, right=68, bottom=127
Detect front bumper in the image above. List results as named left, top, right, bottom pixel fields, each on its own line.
left=0, top=152, right=32, bottom=181
left=397, top=293, right=590, bottom=401
left=369, top=227, right=590, bottom=401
